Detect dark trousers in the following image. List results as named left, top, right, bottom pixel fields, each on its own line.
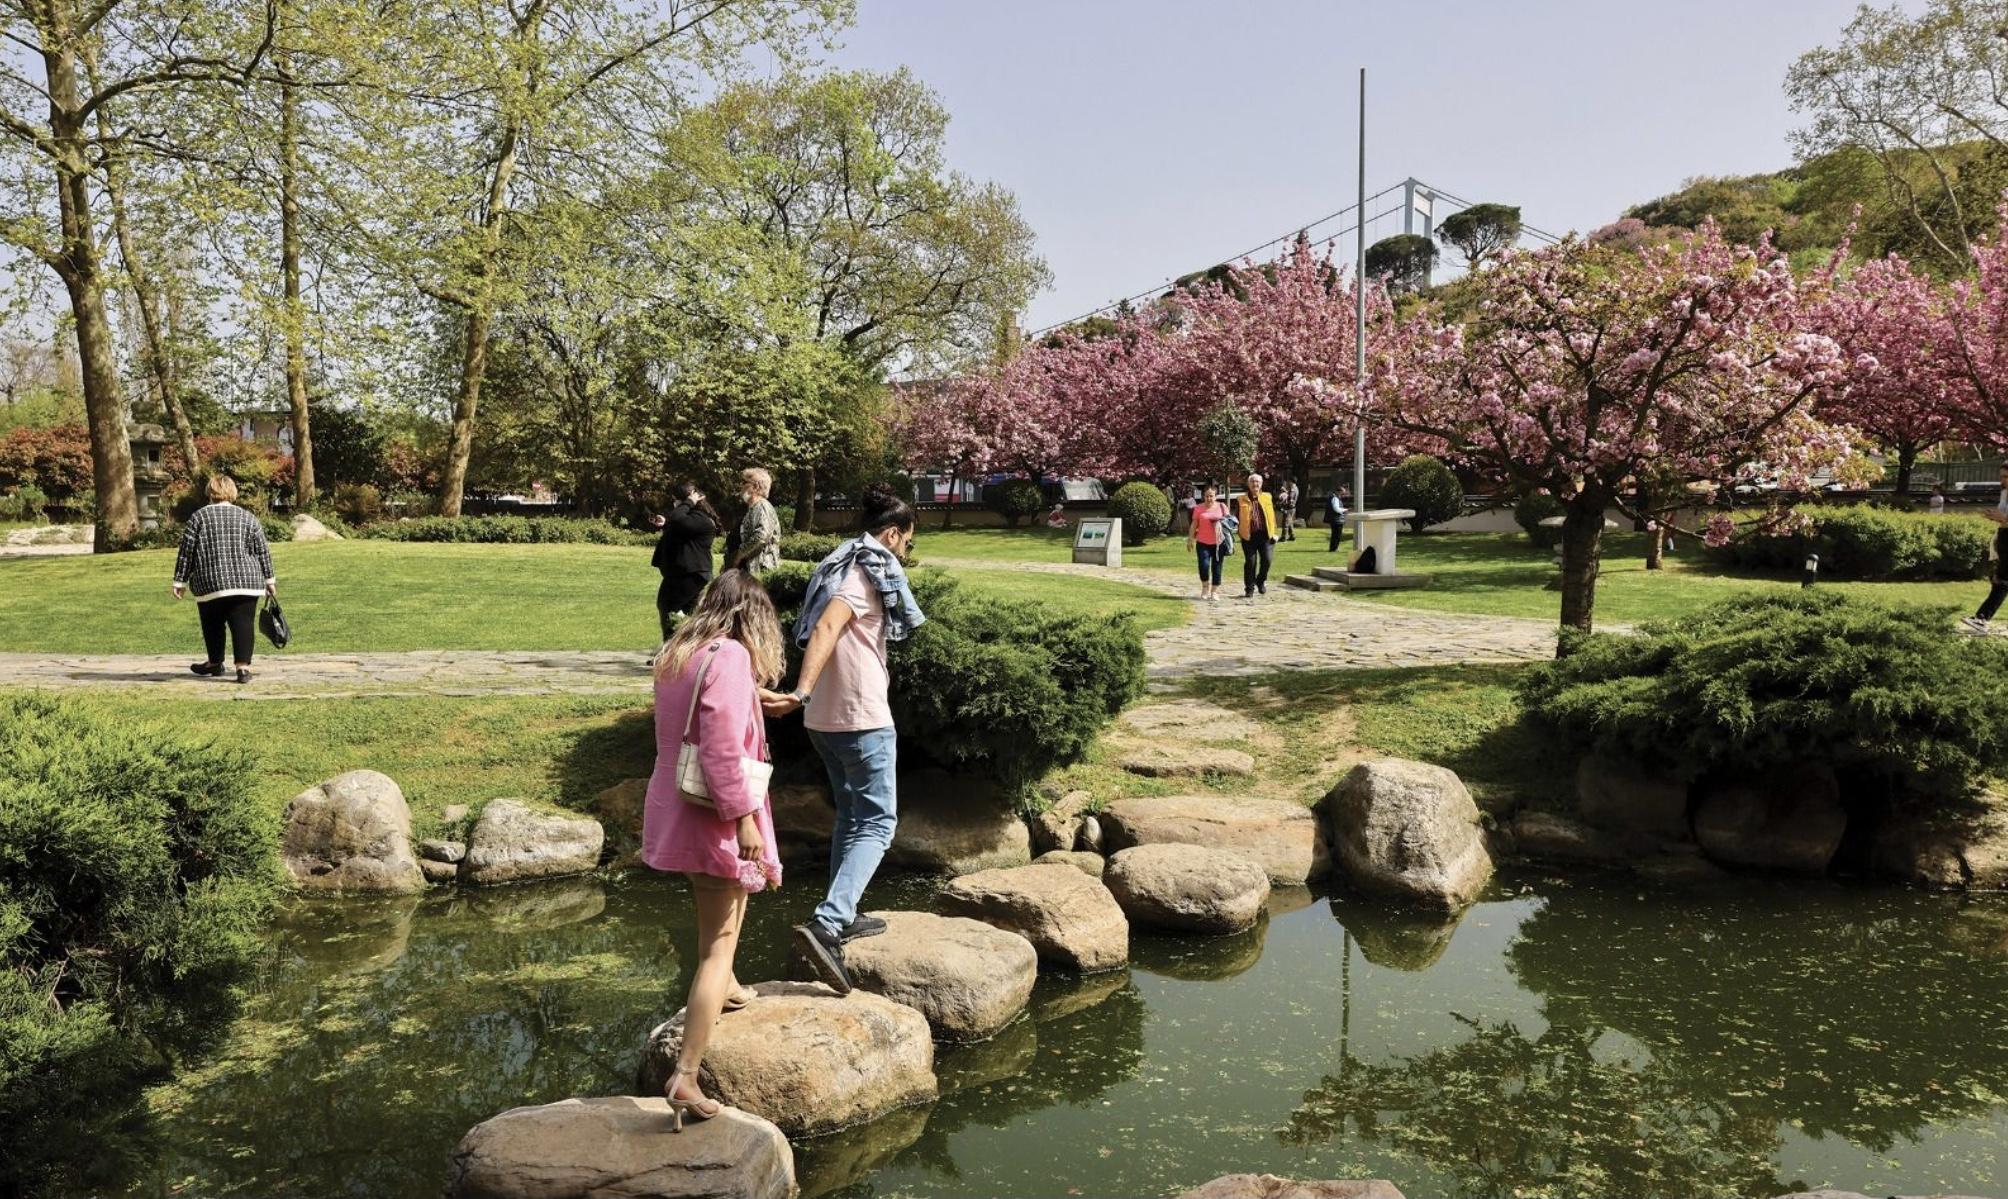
left=1242, top=535, right=1273, bottom=594
left=657, top=572, right=708, bottom=637
left=1980, top=582, right=2008, bottom=622
left=1328, top=518, right=1344, bottom=553
left=198, top=595, right=258, bottom=665
left=1196, top=542, right=1224, bottom=586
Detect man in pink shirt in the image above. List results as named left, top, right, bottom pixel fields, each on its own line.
left=764, top=485, right=920, bottom=993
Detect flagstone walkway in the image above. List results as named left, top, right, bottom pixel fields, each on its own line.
left=0, top=560, right=1562, bottom=701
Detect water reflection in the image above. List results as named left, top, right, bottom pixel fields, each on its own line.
left=1327, top=893, right=1466, bottom=970
left=796, top=1104, right=932, bottom=1199
left=1132, top=917, right=1269, bottom=981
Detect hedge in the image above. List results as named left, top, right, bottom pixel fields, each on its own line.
left=1704, top=506, right=1989, bottom=580
left=755, top=561, right=1145, bottom=795
left=1107, top=482, right=1171, bottom=544
left=1518, top=592, right=2008, bottom=809
left=780, top=532, right=843, bottom=562
left=359, top=515, right=654, bottom=545
left=0, top=694, right=279, bottom=1196
left=982, top=479, right=1045, bottom=527
left=128, top=512, right=295, bottom=551
left=1380, top=455, right=1463, bottom=532
left=1514, top=492, right=1565, bottom=549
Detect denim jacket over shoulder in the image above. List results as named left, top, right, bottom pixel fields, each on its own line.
left=793, top=533, right=927, bottom=648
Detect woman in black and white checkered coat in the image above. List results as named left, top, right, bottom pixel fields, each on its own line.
left=171, top=475, right=276, bottom=684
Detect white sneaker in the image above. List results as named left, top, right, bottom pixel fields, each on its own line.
left=1960, top=616, right=1991, bottom=635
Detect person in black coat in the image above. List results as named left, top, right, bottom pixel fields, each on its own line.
left=653, top=482, right=719, bottom=637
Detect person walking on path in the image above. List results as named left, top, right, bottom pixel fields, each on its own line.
left=1234, top=473, right=1279, bottom=598
left=731, top=468, right=782, bottom=575
left=765, top=484, right=925, bottom=994
left=1326, top=486, right=1349, bottom=553
left=1930, top=486, right=1948, bottom=516
left=640, top=569, right=785, bottom=1131
left=653, top=482, right=719, bottom=638
left=1963, top=466, right=2008, bottom=633
left=1187, top=483, right=1230, bottom=601
left=170, top=475, right=275, bottom=685
left=1277, top=479, right=1298, bottom=541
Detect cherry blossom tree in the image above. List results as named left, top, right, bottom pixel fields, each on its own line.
left=1808, top=252, right=1962, bottom=494
left=1382, top=223, right=1851, bottom=640
left=1939, top=200, right=2008, bottom=451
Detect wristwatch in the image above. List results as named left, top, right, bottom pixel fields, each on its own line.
left=789, top=688, right=810, bottom=706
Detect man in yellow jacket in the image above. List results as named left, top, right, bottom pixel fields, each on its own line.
left=1233, top=473, right=1279, bottom=598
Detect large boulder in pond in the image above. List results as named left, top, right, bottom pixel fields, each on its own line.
left=770, top=782, right=836, bottom=865
left=1028, top=789, right=1094, bottom=855
left=637, top=981, right=935, bottom=1137
left=1179, top=1177, right=1405, bottom=1199
left=826, top=910, right=1037, bottom=1043
left=937, top=863, right=1128, bottom=973
left=1104, top=844, right=1269, bottom=935
left=1692, top=765, right=1846, bottom=875
left=447, top=1096, right=794, bottom=1199
left=281, top=769, right=425, bottom=894
left=1871, top=794, right=2008, bottom=891
left=1320, top=760, right=1492, bottom=909
left=884, top=770, right=1031, bottom=875
left=1035, top=849, right=1106, bottom=878
left=464, top=799, right=604, bottom=885
left=1575, top=753, right=1690, bottom=842
left=1100, top=795, right=1329, bottom=885
left=1507, top=810, right=1634, bottom=869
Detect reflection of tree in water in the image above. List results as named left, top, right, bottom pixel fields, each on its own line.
left=1279, top=1016, right=1786, bottom=1199
left=132, top=880, right=667, bottom=1199
left=1507, top=884, right=2008, bottom=1154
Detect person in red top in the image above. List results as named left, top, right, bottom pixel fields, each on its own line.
left=1187, top=483, right=1230, bottom=601
left=640, top=570, right=785, bottom=1132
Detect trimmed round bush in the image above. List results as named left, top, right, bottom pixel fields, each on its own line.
left=1380, top=455, right=1463, bottom=532
left=1107, top=482, right=1171, bottom=545
left=0, top=694, right=279, bottom=1196
left=1519, top=592, right=2008, bottom=808
left=327, top=482, right=383, bottom=526
left=780, top=532, right=842, bottom=563
left=1515, top=492, right=1565, bottom=549
left=983, top=478, right=1045, bottom=527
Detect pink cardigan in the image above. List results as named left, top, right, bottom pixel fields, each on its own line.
left=639, top=638, right=782, bottom=891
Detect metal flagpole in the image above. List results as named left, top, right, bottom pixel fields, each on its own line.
left=1352, top=68, right=1368, bottom=545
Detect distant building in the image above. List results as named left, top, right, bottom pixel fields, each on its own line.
left=233, top=409, right=294, bottom=453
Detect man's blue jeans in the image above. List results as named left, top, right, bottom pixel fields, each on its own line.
left=807, top=726, right=899, bottom=937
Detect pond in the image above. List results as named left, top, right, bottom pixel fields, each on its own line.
left=126, top=869, right=2008, bottom=1199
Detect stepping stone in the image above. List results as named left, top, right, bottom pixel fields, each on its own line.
left=1100, top=795, right=1330, bottom=885
left=769, top=782, right=836, bottom=864
left=885, top=770, right=1032, bottom=875
left=1028, top=789, right=1093, bottom=854
left=834, top=911, right=1037, bottom=1043
left=447, top=1096, right=794, bottom=1199
left=937, top=863, right=1128, bottom=973
left=1320, top=760, right=1492, bottom=909
left=1117, top=742, right=1256, bottom=779
left=464, top=799, right=604, bottom=885
left=637, top=981, right=936, bottom=1138
left=1034, top=849, right=1106, bottom=878
left=1117, top=699, right=1262, bottom=743
left=1105, top=844, right=1269, bottom=934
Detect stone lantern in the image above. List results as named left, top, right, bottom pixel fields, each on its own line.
left=128, top=423, right=169, bottom=530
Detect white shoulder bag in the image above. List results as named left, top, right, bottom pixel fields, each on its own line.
left=675, top=641, right=773, bottom=811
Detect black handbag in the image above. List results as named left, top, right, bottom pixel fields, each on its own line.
left=259, top=596, right=291, bottom=648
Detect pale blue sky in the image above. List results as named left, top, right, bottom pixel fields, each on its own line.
left=828, top=0, right=1895, bottom=331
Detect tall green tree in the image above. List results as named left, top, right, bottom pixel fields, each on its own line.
left=1365, top=233, right=1438, bottom=295
left=0, top=0, right=275, bottom=548
left=1437, top=201, right=1521, bottom=268
left=662, top=67, right=1048, bottom=527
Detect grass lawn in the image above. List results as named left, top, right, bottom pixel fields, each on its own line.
left=0, top=540, right=1184, bottom=654
left=923, top=524, right=1993, bottom=626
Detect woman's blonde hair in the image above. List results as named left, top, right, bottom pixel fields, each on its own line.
left=206, top=474, right=239, bottom=503
left=654, top=569, right=785, bottom=686
left=741, top=467, right=772, bottom=498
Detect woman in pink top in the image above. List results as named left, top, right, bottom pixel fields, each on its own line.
left=640, top=569, right=784, bottom=1131
left=1187, top=483, right=1230, bottom=601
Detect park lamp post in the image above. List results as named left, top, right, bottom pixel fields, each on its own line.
left=1803, top=552, right=1820, bottom=589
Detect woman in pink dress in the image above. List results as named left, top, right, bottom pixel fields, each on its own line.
left=640, top=569, right=785, bottom=1130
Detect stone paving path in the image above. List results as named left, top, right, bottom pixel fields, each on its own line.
left=926, top=558, right=1560, bottom=680
left=0, top=559, right=1561, bottom=700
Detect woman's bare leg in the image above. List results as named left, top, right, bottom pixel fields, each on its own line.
left=674, top=877, right=748, bottom=1104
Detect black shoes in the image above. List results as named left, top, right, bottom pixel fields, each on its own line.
left=235, top=667, right=251, bottom=685
left=840, top=915, right=887, bottom=942
left=793, top=923, right=853, bottom=994
left=190, top=662, right=222, bottom=676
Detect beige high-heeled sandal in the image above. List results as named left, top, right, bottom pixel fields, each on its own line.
left=664, top=1065, right=721, bottom=1132
left=722, top=984, right=757, bottom=1012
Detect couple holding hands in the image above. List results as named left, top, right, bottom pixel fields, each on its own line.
left=637, top=483, right=922, bottom=1131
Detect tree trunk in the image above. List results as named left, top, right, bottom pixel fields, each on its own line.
left=1645, top=524, right=1664, bottom=571
left=279, top=56, right=314, bottom=509
left=102, top=133, right=197, bottom=473
left=1893, top=443, right=1917, bottom=497
left=1557, top=498, right=1606, bottom=644
left=793, top=468, right=816, bottom=531
left=438, top=120, right=520, bottom=519
left=46, top=46, right=138, bottom=549
left=941, top=472, right=956, bottom=528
